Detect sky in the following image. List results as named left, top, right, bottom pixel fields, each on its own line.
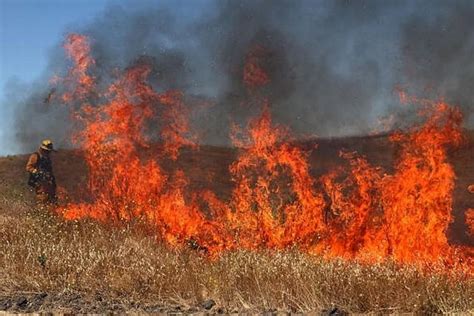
left=0, top=0, right=209, bottom=155
left=0, top=0, right=109, bottom=154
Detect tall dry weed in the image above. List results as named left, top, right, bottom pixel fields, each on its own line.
left=1, top=206, right=473, bottom=313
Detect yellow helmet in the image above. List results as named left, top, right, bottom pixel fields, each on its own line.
left=40, top=139, right=56, bottom=152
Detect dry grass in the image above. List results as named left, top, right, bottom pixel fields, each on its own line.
left=0, top=203, right=473, bottom=313
left=1, top=140, right=474, bottom=313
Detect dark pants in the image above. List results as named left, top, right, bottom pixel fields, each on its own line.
left=34, top=181, right=57, bottom=205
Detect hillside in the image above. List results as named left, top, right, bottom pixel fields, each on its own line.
left=2, top=131, right=473, bottom=244
left=0, top=133, right=473, bottom=313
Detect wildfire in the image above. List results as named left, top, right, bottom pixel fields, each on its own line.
left=54, top=34, right=473, bottom=270
left=381, top=102, right=463, bottom=263
left=243, top=45, right=270, bottom=89
left=467, top=209, right=474, bottom=237
left=319, top=152, right=385, bottom=260
left=225, top=101, right=326, bottom=250
left=62, top=34, right=95, bottom=102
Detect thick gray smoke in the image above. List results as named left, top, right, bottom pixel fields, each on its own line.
left=400, top=1, right=474, bottom=117
left=5, top=0, right=474, bottom=153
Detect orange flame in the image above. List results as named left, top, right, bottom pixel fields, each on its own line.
left=61, top=33, right=95, bottom=102
left=467, top=209, right=474, bottom=237
left=53, top=34, right=473, bottom=270
left=318, top=152, right=385, bottom=260
left=380, top=101, right=463, bottom=263
left=224, top=101, right=325, bottom=250
left=243, top=45, right=270, bottom=89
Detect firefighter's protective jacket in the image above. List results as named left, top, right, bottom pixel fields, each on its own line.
left=26, top=150, right=57, bottom=193
left=26, top=150, right=54, bottom=176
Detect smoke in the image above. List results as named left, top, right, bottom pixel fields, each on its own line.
left=400, top=0, right=474, bottom=125
left=5, top=0, right=474, bottom=153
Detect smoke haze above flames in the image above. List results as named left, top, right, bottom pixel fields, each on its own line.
left=3, top=0, right=474, bottom=154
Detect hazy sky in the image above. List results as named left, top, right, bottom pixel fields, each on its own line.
left=0, top=0, right=207, bottom=155
left=1, top=0, right=473, bottom=156
left=0, top=0, right=109, bottom=154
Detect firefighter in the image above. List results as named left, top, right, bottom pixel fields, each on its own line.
left=26, top=139, right=58, bottom=205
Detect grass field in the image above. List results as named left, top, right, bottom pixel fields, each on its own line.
left=1, top=134, right=473, bottom=313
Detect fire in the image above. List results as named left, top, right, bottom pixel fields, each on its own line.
left=467, top=209, right=474, bottom=237
left=243, top=45, right=270, bottom=89
left=319, top=152, right=385, bottom=260
left=60, top=61, right=228, bottom=253
left=54, top=34, right=473, bottom=269
left=317, top=100, right=465, bottom=264
left=62, top=34, right=95, bottom=102
left=380, top=102, right=463, bottom=263
left=224, top=101, right=326, bottom=250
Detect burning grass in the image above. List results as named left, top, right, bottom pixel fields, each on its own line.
left=44, top=33, right=473, bottom=268
left=0, top=204, right=473, bottom=314
left=2, top=32, right=474, bottom=313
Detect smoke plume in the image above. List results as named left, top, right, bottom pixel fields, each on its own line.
left=5, top=0, right=474, bottom=153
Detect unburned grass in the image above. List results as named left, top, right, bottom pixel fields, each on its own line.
left=0, top=204, right=473, bottom=313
